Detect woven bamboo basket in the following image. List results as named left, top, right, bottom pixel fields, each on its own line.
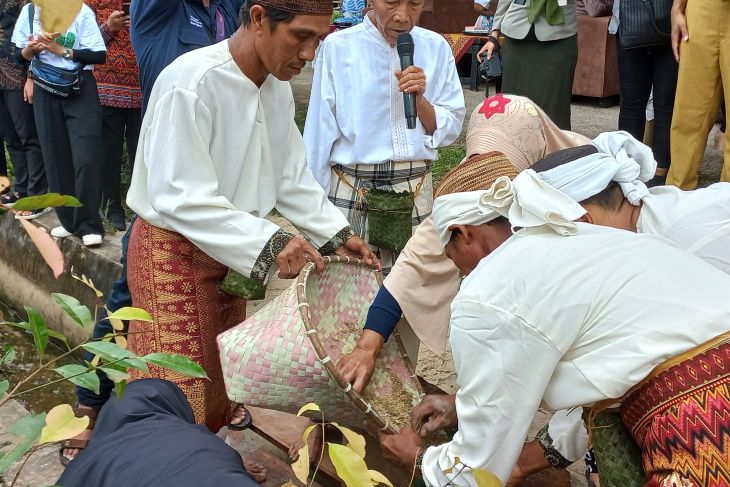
left=217, top=256, right=423, bottom=434
left=584, top=411, right=648, bottom=487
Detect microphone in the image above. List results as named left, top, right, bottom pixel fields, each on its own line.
left=397, top=33, right=417, bottom=130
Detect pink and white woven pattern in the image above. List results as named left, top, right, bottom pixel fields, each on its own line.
left=217, top=257, right=422, bottom=432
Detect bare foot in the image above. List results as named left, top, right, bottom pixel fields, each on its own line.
left=244, top=460, right=268, bottom=484
left=0, top=176, right=10, bottom=193
left=61, top=428, right=93, bottom=464
left=230, top=403, right=248, bottom=427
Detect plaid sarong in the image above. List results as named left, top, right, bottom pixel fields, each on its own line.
left=329, top=161, right=433, bottom=273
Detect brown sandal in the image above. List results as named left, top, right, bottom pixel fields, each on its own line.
left=59, top=404, right=99, bottom=466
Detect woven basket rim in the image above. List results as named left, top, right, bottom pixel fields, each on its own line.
left=296, top=256, right=423, bottom=434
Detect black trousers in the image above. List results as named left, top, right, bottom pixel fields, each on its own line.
left=101, top=106, right=141, bottom=219
left=616, top=38, right=678, bottom=170
left=0, top=89, right=46, bottom=196
left=33, top=71, right=104, bottom=236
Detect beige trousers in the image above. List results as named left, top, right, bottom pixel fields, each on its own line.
left=667, top=0, right=730, bottom=189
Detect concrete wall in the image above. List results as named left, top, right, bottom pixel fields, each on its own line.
left=0, top=212, right=121, bottom=345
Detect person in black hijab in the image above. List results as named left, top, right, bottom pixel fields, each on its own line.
left=58, top=379, right=266, bottom=487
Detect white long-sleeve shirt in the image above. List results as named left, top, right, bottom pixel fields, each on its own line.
left=304, top=15, right=465, bottom=193
left=546, top=182, right=730, bottom=462
left=422, top=223, right=730, bottom=486
left=127, top=41, right=351, bottom=282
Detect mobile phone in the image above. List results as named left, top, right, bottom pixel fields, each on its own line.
left=122, top=2, right=131, bottom=15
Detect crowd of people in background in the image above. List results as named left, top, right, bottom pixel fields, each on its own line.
left=0, top=0, right=728, bottom=486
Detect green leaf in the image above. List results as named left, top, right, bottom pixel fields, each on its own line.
left=114, top=379, right=127, bottom=399
left=12, top=193, right=81, bottom=211
left=296, top=402, right=321, bottom=417
left=53, top=364, right=100, bottom=395
left=0, top=413, right=46, bottom=475
left=331, top=423, right=366, bottom=459
left=327, top=443, right=373, bottom=487
left=52, top=293, right=93, bottom=328
left=25, top=306, right=48, bottom=357
left=141, top=353, right=208, bottom=379
left=98, top=366, right=129, bottom=383
left=39, top=404, right=89, bottom=444
left=0, top=380, right=8, bottom=399
left=82, top=341, right=148, bottom=373
left=292, top=424, right=316, bottom=483
left=473, top=467, right=503, bottom=487
left=4, top=321, right=70, bottom=350
left=1, top=345, right=15, bottom=365
left=106, top=307, right=153, bottom=322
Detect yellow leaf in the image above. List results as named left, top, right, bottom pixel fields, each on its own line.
left=90, top=355, right=100, bottom=367
left=72, top=274, right=104, bottom=298
left=39, top=404, right=89, bottom=444
left=281, top=482, right=297, bottom=487
left=473, top=467, right=502, bottom=487
left=110, top=317, right=125, bottom=331
left=115, top=335, right=128, bottom=350
left=34, top=0, right=83, bottom=35
left=292, top=424, right=316, bottom=484
left=368, top=470, right=393, bottom=487
left=296, top=402, right=320, bottom=417
left=327, top=443, right=372, bottom=487
left=331, top=422, right=366, bottom=459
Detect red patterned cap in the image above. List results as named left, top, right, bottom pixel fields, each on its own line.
left=256, top=0, right=333, bottom=15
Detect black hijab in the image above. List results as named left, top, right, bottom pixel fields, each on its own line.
left=57, top=379, right=258, bottom=487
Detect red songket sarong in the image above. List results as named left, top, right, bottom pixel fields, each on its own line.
left=127, top=218, right=246, bottom=432
left=621, top=334, right=730, bottom=487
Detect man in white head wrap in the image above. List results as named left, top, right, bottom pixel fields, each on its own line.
left=378, top=168, right=730, bottom=487
left=503, top=131, right=730, bottom=481
left=534, top=131, right=730, bottom=274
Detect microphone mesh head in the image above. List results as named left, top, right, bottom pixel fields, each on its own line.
left=397, top=33, right=414, bottom=55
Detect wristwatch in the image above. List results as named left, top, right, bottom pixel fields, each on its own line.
left=62, top=48, right=72, bottom=60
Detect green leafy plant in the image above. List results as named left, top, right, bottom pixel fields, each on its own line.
left=0, top=196, right=208, bottom=483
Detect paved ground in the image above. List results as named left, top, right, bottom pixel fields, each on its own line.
left=2, top=69, right=726, bottom=486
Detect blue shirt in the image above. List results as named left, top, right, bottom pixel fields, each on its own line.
left=130, top=0, right=242, bottom=111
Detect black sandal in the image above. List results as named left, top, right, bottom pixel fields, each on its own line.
left=59, top=404, right=99, bottom=466
left=228, top=403, right=252, bottom=431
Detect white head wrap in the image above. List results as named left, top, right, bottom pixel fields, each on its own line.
left=537, top=131, right=657, bottom=205
left=433, top=170, right=588, bottom=246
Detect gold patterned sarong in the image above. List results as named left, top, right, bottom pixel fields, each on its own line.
left=621, top=333, right=730, bottom=487
left=127, top=218, right=246, bottom=432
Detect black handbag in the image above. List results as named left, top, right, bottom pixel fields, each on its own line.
left=619, top=0, right=673, bottom=49
left=478, top=35, right=503, bottom=81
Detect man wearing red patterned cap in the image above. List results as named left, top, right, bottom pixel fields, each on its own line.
left=125, top=0, right=378, bottom=440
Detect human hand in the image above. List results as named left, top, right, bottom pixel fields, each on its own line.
left=410, top=394, right=457, bottom=437
left=23, top=78, right=34, bottom=104
left=671, top=6, right=688, bottom=62
left=395, top=65, right=427, bottom=100
left=379, top=426, right=424, bottom=468
left=37, top=32, right=64, bottom=56
left=107, top=10, right=130, bottom=32
left=477, top=39, right=497, bottom=63
left=275, top=235, right=324, bottom=278
left=24, top=34, right=47, bottom=57
left=338, top=330, right=384, bottom=392
left=334, top=236, right=380, bottom=270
